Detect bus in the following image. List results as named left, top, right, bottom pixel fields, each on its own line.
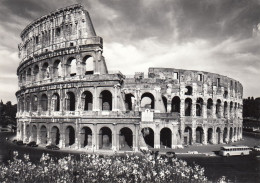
left=219, top=146, right=251, bottom=156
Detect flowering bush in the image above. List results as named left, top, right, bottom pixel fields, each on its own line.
left=0, top=151, right=209, bottom=183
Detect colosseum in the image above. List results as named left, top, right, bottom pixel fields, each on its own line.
left=16, top=4, right=243, bottom=152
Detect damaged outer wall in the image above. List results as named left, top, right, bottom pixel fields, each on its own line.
left=16, top=4, right=243, bottom=152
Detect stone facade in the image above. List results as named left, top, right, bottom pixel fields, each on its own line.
left=16, top=4, right=243, bottom=152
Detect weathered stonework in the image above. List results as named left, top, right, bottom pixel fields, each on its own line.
left=16, top=4, right=243, bottom=152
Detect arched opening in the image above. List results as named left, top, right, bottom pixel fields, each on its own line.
left=51, top=126, right=60, bottom=145
left=171, top=96, right=180, bottom=113
left=223, top=101, right=228, bottom=118
left=162, top=96, right=167, bottom=112
left=216, top=128, right=221, bottom=144
left=234, top=103, right=237, bottom=117
left=20, top=124, right=24, bottom=140
left=223, top=90, right=228, bottom=99
left=141, top=127, right=154, bottom=148
left=99, top=127, right=112, bottom=149
left=25, top=96, right=30, bottom=112
left=230, top=102, right=233, bottom=118
left=80, top=127, right=92, bottom=148
left=229, top=127, right=233, bottom=141
left=25, top=125, right=30, bottom=142
left=52, top=93, right=60, bottom=111
left=82, top=91, right=93, bottom=111
left=125, top=93, right=134, bottom=111
left=185, top=98, right=192, bottom=116
left=100, top=90, right=112, bottom=111
left=196, top=127, right=204, bottom=144
left=42, top=62, right=50, bottom=79
left=33, top=65, right=39, bottom=82
left=40, top=126, right=47, bottom=145
left=65, top=126, right=75, bottom=147
left=207, top=98, right=213, bottom=117
left=223, top=128, right=228, bottom=143
left=216, top=99, right=222, bottom=118
left=119, top=127, right=133, bottom=150
left=141, top=92, right=155, bottom=109
left=234, top=127, right=237, bottom=139
left=83, top=55, right=94, bottom=75
left=184, top=127, right=192, bottom=145
left=67, top=57, right=77, bottom=77
left=22, top=70, right=26, bottom=84
left=53, top=60, right=62, bottom=78
left=41, top=94, right=48, bottom=111
left=32, top=95, right=38, bottom=111
left=27, top=68, right=32, bottom=83
left=207, top=128, right=213, bottom=144
left=31, top=125, right=37, bottom=142
left=196, top=98, right=203, bottom=116
left=185, top=86, right=193, bottom=95
left=160, top=128, right=172, bottom=148
left=20, top=97, right=24, bottom=112
left=66, top=92, right=75, bottom=111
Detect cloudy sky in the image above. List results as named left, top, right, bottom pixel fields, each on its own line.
left=1, top=0, right=260, bottom=103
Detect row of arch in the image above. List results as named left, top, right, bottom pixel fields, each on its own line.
left=19, top=55, right=95, bottom=85
left=138, top=93, right=241, bottom=118
left=21, top=124, right=241, bottom=150
left=18, top=90, right=112, bottom=112
left=18, top=89, right=241, bottom=119
left=22, top=124, right=135, bottom=150
left=183, top=126, right=242, bottom=145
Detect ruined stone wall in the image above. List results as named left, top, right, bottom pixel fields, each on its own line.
left=16, top=5, right=243, bottom=152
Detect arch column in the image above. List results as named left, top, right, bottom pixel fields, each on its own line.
left=226, top=103, right=230, bottom=120
left=171, top=127, right=177, bottom=147
left=76, top=54, right=82, bottom=76
left=203, top=128, right=207, bottom=145
left=230, top=106, right=234, bottom=119
left=91, top=124, right=97, bottom=151
left=112, top=124, right=117, bottom=151
left=133, top=124, right=138, bottom=152
left=167, top=99, right=171, bottom=113
left=154, top=87, right=161, bottom=112
left=22, top=123, right=27, bottom=142
left=36, top=126, right=41, bottom=144
left=61, top=58, right=66, bottom=78
left=212, top=102, right=216, bottom=118
left=47, top=127, right=51, bottom=145
left=93, top=86, right=99, bottom=111
left=203, top=102, right=207, bottom=118
left=113, top=85, right=119, bottom=111
left=220, top=130, right=223, bottom=144
left=94, top=50, right=101, bottom=74
left=192, top=127, right=196, bottom=144
left=29, top=125, right=33, bottom=142
left=212, top=128, right=217, bottom=144
left=226, top=127, right=230, bottom=143
left=154, top=132, right=160, bottom=149
left=48, top=94, right=51, bottom=116
left=219, top=103, right=223, bottom=118
left=180, top=99, right=185, bottom=117
left=59, top=131, right=65, bottom=148
left=192, top=101, right=196, bottom=117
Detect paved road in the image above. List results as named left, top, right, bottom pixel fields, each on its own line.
left=174, top=135, right=260, bottom=155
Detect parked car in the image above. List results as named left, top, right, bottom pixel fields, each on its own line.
left=16, top=140, right=25, bottom=145
left=27, top=141, right=38, bottom=147
left=12, top=139, right=17, bottom=143
left=46, top=144, right=60, bottom=150
left=151, top=149, right=176, bottom=158
left=253, top=146, right=260, bottom=152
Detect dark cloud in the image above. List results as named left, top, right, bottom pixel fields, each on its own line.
left=0, top=0, right=260, bottom=102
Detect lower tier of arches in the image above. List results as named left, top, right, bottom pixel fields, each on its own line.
left=17, top=120, right=243, bottom=152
